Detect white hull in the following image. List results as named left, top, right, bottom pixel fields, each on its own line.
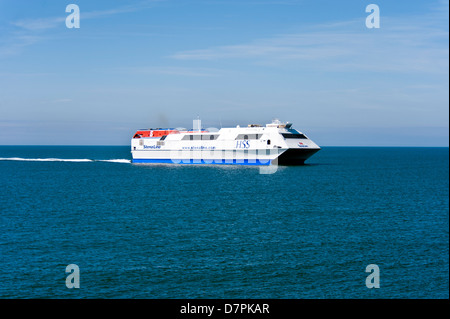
left=131, top=120, right=320, bottom=165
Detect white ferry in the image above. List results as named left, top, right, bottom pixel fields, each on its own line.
left=131, top=119, right=320, bottom=165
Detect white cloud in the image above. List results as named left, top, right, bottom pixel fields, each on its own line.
left=170, top=13, right=449, bottom=74
left=2, top=0, right=165, bottom=57
left=11, top=17, right=65, bottom=31
left=119, top=66, right=230, bottom=77
left=11, top=1, right=163, bottom=31
left=0, top=34, right=43, bottom=57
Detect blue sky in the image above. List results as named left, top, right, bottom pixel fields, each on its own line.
left=0, top=0, right=448, bottom=146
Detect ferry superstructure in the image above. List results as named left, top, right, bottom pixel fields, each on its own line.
left=131, top=119, right=320, bottom=165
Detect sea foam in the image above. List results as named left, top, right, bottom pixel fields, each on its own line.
left=0, top=157, right=130, bottom=163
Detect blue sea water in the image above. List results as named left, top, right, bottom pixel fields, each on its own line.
left=0, top=146, right=448, bottom=299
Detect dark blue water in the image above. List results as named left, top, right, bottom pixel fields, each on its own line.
left=0, top=146, right=448, bottom=298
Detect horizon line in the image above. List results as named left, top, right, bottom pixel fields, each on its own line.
left=0, top=145, right=448, bottom=148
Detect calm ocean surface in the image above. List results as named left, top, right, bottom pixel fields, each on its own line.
left=0, top=146, right=448, bottom=299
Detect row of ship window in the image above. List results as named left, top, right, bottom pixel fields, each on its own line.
left=179, top=133, right=307, bottom=141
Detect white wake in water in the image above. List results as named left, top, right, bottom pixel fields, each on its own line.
left=0, top=157, right=93, bottom=162
left=97, top=159, right=131, bottom=163
left=0, top=157, right=131, bottom=163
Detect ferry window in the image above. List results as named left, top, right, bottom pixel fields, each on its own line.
left=182, top=135, right=204, bottom=140
left=267, top=140, right=271, bottom=145
left=201, top=135, right=218, bottom=140
left=235, top=134, right=262, bottom=140
left=282, top=133, right=308, bottom=139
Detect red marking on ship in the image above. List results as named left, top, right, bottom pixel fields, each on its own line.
left=133, top=128, right=209, bottom=138
left=133, top=129, right=180, bottom=138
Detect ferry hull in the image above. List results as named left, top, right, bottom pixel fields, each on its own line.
left=276, top=148, right=321, bottom=165
left=132, top=158, right=272, bottom=165
left=131, top=148, right=320, bottom=166
left=131, top=149, right=279, bottom=165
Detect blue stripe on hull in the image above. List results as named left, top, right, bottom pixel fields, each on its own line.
left=132, top=158, right=271, bottom=165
